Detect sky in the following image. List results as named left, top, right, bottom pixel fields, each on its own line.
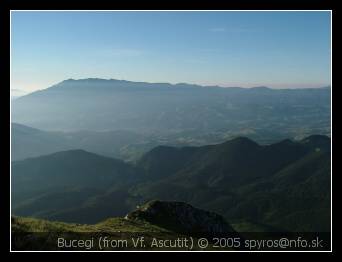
left=11, top=11, right=331, bottom=92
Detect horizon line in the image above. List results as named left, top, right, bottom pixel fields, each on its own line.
left=26, top=77, right=331, bottom=92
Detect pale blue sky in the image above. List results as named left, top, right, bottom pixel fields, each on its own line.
left=11, top=11, right=331, bottom=91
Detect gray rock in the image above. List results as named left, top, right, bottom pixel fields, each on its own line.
left=126, top=200, right=236, bottom=235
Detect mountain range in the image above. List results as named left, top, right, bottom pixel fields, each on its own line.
left=12, top=78, right=331, bottom=141
left=11, top=135, right=331, bottom=232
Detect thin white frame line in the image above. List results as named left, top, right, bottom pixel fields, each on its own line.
left=10, top=10, right=333, bottom=12
left=9, top=9, right=333, bottom=252
left=10, top=10, right=12, bottom=253
left=329, top=9, right=333, bottom=248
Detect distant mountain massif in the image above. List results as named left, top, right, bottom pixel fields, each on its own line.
left=12, top=78, right=330, bottom=139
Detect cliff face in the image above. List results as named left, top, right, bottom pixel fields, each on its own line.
left=125, top=200, right=236, bottom=235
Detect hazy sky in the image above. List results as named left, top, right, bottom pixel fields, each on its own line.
left=11, top=11, right=331, bottom=92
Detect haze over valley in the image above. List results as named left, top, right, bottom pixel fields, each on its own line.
left=11, top=78, right=330, bottom=161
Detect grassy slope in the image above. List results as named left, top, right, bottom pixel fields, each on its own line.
left=12, top=216, right=240, bottom=251
left=12, top=216, right=167, bottom=233
left=12, top=216, right=185, bottom=251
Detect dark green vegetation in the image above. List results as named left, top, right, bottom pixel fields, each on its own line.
left=12, top=135, right=331, bottom=232
left=12, top=149, right=143, bottom=223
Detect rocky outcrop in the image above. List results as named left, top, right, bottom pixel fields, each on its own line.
left=125, top=200, right=236, bottom=235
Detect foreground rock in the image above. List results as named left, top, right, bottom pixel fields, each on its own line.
left=125, top=200, right=236, bottom=235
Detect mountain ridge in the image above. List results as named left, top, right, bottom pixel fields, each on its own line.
left=11, top=135, right=331, bottom=231
left=12, top=78, right=330, bottom=135
left=16, top=78, right=331, bottom=99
